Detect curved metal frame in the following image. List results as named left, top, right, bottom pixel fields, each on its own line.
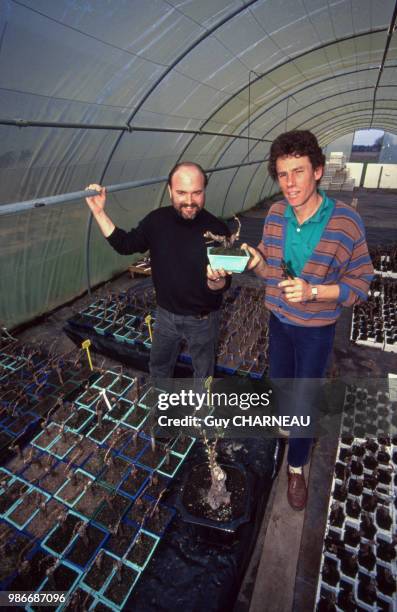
left=85, top=0, right=262, bottom=293
left=220, top=101, right=397, bottom=216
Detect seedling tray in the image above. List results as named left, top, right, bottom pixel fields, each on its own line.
left=65, top=407, right=93, bottom=433
left=31, top=423, right=62, bottom=451
left=29, top=560, right=82, bottom=608
left=81, top=549, right=116, bottom=592
left=47, top=430, right=82, bottom=461
left=93, top=493, right=132, bottom=531
left=124, top=528, right=159, bottom=571
left=104, top=520, right=138, bottom=559
left=87, top=421, right=116, bottom=445
left=100, top=563, right=140, bottom=610
left=156, top=451, right=184, bottom=478
left=72, top=481, right=109, bottom=521
left=170, top=434, right=195, bottom=458
left=108, top=374, right=134, bottom=397
left=118, top=433, right=148, bottom=464
left=75, top=387, right=100, bottom=409
left=120, top=405, right=150, bottom=431
left=138, top=386, right=163, bottom=410
left=42, top=512, right=81, bottom=558
left=98, top=456, right=131, bottom=490
left=54, top=469, right=93, bottom=508
left=118, top=464, right=150, bottom=500
left=65, top=522, right=108, bottom=571
left=6, top=487, right=50, bottom=531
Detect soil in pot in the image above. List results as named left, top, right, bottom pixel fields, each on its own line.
left=27, top=499, right=63, bottom=538
left=47, top=563, right=79, bottom=592
left=84, top=552, right=114, bottom=590
left=145, top=504, right=174, bottom=535
left=145, top=474, right=168, bottom=498
left=340, top=551, right=358, bottom=578
left=123, top=406, right=149, bottom=428
left=63, top=588, right=94, bottom=612
left=105, top=523, right=137, bottom=557
left=35, top=424, right=61, bottom=448
left=88, top=421, right=115, bottom=444
left=0, top=480, right=29, bottom=514
left=156, top=453, right=181, bottom=476
left=138, top=445, right=165, bottom=470
left=181, top=463, right=247, bottom=523
left=126, top=531, right=156, bottom=567
left=322, top=558, right=339, bottom=587
left=83, top=448, right=107, bottom=476
left=100, top=457, right=130, bottom=488
left=67, top=524, right=106, bottom=567
left=51, top=431, right=80, bottom=457
left=51, top=402, right=73, bottom=424
left=57, top=472, right=92, bottom=505
left=377, top=539, right=396, bottom=562
left=39, top=460, right=68, bottom=493
left=333, top=483, right=347, bottom=502
left=119, top=466, right=148, bottom=497
left=74, top=483, right=107, bottom=519
left=103, top=565, right=139, bottom=607
left=66, top=409, right=92, bottom=431
left=344, top=526, right=360, bottom=548
left=360, top=515, right=376, bottom=540
left=8, top=550, right=54, bottom=591
left=95, top=494, right=131, bottom=529
left=8, top=489, right=47, bottom=526
left=46, top=514, right=80, bottom=555
left=120, top=435, right=147, bottom=460
left=105, top=522, right=137, bottom=557
left=210, top=246, right=247, bottom=256
left=127, top=496, right=153, bottom=525
left=107, top=399, right=131, bottom=421
left=110, top=376, right=132, bottom=395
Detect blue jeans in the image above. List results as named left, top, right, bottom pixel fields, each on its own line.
left=149, top=306, right=220, bottom=379
left=269, top=313, right=336, bottom=467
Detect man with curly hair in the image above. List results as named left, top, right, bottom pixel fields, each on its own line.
left=242, top=130, right=373, bottom=510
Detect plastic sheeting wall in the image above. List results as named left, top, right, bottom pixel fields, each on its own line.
left=1, top=0, right=397, bottom=327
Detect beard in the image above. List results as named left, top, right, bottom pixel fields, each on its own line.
left=174, top=203, right=201, bottom=220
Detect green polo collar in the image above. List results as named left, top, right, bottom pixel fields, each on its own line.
left=284, top=190, right=331, bottom=224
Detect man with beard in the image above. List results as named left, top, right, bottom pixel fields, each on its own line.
left=85, top=162, right=230, bottom=378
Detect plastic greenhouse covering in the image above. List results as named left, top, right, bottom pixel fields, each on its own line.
left=0, top=0, right=396, bottom=328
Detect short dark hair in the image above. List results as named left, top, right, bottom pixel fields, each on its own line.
left=168, top=162, right=208, bottom=188
left=268, top=130, right=326, bottom=181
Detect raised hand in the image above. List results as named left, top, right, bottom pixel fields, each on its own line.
left=85, top=184, right=107, bottom=215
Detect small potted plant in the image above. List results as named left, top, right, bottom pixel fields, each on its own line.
left=205, top=216, right=250, bottom=273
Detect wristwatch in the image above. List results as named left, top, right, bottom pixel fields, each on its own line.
left=311, top=286, right=318, bottom=301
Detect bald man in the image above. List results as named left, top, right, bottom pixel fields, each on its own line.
left=85, top=162, right=230, bottom=379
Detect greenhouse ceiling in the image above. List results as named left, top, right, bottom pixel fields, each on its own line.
left=0, top=0, right=396, bottom=326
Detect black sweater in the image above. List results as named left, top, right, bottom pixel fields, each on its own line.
left=107, top=206, right=230, bottom=315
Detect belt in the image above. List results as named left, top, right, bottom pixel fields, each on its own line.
left=193, top=312, right=210, bottom=320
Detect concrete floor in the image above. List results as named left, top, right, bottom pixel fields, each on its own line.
left=10, top=187, right=397, bottom=612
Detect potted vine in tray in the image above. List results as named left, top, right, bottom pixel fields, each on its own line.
left=205, top=216, right=250, bottom=273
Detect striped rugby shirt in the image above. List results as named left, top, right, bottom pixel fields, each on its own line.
left=258, top=198, right=374, bottom=326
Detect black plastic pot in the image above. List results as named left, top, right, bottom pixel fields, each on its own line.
left=174, top=461, right=251, bottom=544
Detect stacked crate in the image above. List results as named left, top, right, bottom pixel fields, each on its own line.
left=321, top=153, right=355, bottom=192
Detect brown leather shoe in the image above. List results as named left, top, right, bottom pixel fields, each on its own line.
left=287, top=468, right=307, bottom=511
